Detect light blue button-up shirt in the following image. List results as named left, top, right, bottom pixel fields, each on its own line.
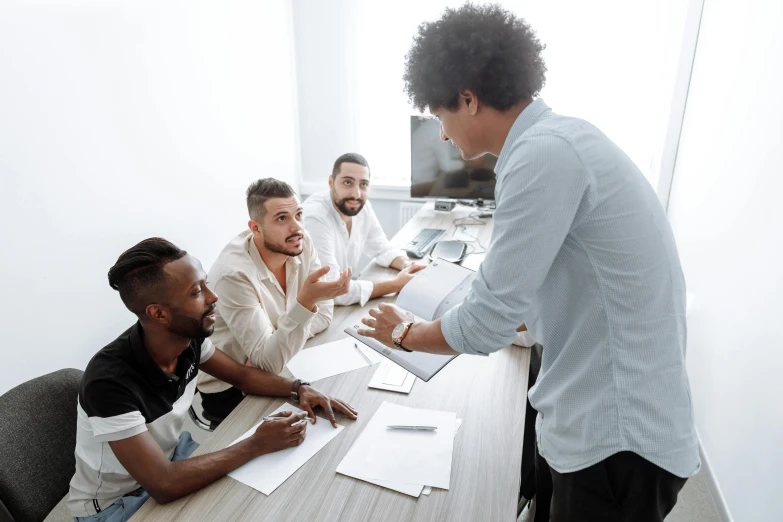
left=441, top=99, right=700, bottom=477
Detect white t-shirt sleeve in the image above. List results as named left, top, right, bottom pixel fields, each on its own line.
left=200, top=338, right=216, bottom=363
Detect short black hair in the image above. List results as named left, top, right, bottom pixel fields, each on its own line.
left=332, top=152, right=370, bottom=179
left=108, top=238, right=187, bottom=316
left=403, top=3, right=547, bottom=112
left=246, top=178, right=296, bottom=220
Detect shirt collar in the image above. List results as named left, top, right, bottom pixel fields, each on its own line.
left=245, top=232, right=302, bottom=284
left=323, top=192, right=358, bottom=235
left=129, top=322, right=196, bottom=389
left=495, top=98, right=552, bottom=175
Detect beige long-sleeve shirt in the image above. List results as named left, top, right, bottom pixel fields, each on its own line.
left=198, top=230, right=332, bottom=394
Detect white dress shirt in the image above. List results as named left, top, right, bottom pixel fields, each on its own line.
left=198, top=230, right=332, bottom=394
left=303, top=192, right=405, bottom=306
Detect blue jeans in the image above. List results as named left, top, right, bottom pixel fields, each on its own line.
left=74, top=432, right=199, bottom=522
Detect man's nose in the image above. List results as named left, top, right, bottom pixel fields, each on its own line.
left=291, top=219, right=304, bottom=233
left=206, top=287, right=218, bottom=305
left=440, top=124, right=450, bottom=142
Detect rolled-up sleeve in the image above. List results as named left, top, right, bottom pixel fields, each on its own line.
left=441, top=135, right=589, bottom=355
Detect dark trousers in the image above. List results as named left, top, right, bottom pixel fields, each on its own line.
left=520, top=345, right=543, bottom=501
left=200, top=386, right=244, bottom=424
left=535, top=447, right=687, bottom=522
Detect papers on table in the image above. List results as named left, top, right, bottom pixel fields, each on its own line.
left=286, top=338, right=384, bottom=383
left=367, top=358, right=416, bottom=393
left=336, top=402, right=457, bottom=497
left=369, top=418, right=462, bottom=497
left=422, top=419, right=461, bottom=496
left=227, top=403, right=344, bottom=495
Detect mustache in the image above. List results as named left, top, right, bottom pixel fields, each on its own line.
left=203, top=305, right=216, bottom=318
left=286, top=233, right=304, bottom=241
left=339, top=198, right=364, bottom=206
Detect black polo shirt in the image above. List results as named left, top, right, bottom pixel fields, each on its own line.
left=67, top=322, right=215, bottom=517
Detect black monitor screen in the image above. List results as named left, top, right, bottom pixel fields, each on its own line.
left=410, top=116, right=497, bottom=200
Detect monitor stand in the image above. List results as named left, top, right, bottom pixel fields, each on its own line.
left=456, top=198, right=496, bottom=210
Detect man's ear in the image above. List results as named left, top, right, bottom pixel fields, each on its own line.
left=145, top=303, right=169, bottom=326
left=248, top=219, right=260, bottom=234
left=459, top=89, right=479, bottom=116
left=328, top=175, right=334, bottom=190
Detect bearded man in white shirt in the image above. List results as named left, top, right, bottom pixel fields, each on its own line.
left=302, top=153, right=425, bottom=307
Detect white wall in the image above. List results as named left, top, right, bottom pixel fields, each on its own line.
left=667, top=0, right=783, bottom=520
left=292, top=0, right=359, bottom=187
left=0, top=0, right=300, bottom=394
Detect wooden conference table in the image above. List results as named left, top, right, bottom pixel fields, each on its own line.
left=133, top=202, right=531, bottom=522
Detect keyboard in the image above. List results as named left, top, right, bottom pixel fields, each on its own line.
left=404, top=228, right=446, bottom=258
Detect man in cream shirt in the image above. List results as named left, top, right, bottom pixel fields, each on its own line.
left=302, top=153, right=425, bottom=307
left=198, top=178, right=351, bottom=423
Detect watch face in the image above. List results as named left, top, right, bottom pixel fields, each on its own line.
left=392, top=323, right=405, bottom=340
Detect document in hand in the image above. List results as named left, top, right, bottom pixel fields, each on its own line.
left=227, top=403, right=344, bottom=495
left=286, top=338, right=384, bottom=383
left=345, top=259, right=477, bottom=381
left=336, top=401, right=457, bottom=492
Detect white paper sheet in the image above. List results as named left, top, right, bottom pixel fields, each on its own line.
left=336, top=402, right=457, bottom=490
left=351, top=419, right=463, bottom=497
left=367, top=359, right=416, bottom=393
left=227, top=403, right=344, bottom=495
left=382, top=364, right=409, bottom=386
left=286, top=338, right=383, bottom=382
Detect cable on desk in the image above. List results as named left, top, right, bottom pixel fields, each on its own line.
left=452, top=212, right=488, bottom=255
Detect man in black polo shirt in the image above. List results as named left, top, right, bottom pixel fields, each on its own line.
left=68, top=238, right=357, bottom=521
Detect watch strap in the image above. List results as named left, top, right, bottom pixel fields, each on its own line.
left=290, top=379, right=310, bottom=401
left=393, top=321, right=414, bottom=351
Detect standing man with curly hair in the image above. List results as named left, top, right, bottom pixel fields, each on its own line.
left=357, top=4, right=700, bottom=521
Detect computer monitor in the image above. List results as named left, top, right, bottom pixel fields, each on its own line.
left=410, top=116, right=497, bottom=201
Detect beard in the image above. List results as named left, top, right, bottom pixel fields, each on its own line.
left=331, top=187, right=365, bottom=217
left=264, top=232, right=304, bottom=257
left=168, top=305, right=215, bottom=339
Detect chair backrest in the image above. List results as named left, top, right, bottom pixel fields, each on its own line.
left=0, top=369, right=83, bottom=522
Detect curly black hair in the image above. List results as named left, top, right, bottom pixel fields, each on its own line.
left=403, top=3, right=547, bottom=112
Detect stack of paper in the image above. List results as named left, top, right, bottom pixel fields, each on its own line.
left=227, top=403, right=344, bottom=495
left=367, top=359, right=416, bottom=394
left=286, top=338, right=384, bottom=382
left=336, top=402, right=458, bottom=497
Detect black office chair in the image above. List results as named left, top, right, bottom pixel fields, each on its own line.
left=0, top=368, right=83, bottom=522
